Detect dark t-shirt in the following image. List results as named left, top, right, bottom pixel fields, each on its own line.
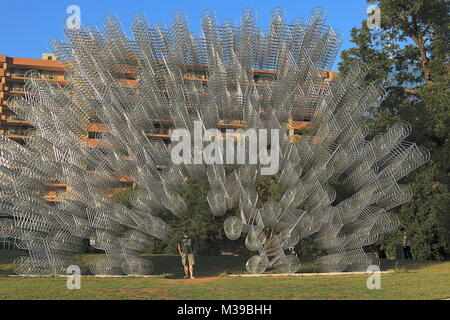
left=179, top=237, right=196, bottom=254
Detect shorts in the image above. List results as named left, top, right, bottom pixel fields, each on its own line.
left=181, top=253, right=195, bottom=266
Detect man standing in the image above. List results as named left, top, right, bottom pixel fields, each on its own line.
left=400, top=227, right=413, bottom=259
left=177, top=229, right=196, bottom=279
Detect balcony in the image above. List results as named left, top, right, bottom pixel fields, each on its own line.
left=10, top=71, right=29, bottom=78
left=1, top=114, right=31, bottom=124
left=147, top=126, right=173, bottom=139
left=9, top=85, right=25, bottom=92
left=8, top=69, right=66, bottom=86
left=3, top=128, right=36, bottom=139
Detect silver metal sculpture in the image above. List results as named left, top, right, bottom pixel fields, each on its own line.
left=0, top=7, right=429, bottom=275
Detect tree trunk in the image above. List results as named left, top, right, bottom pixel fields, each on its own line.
left=412, top=35, right=433, bottom=83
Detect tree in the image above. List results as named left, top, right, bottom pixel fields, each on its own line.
left=113, top=178, right=247, bottom=255
left=113, top=174, right=325, bottom=258
left=160, top=178, right=233, bottom=255
left=339, top=0, right=450, bottom=259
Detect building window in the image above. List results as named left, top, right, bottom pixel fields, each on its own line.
left=43, top=72, right=56, bottom=80
left=11, top=84, right=25, bottom=91
left=11, top=69, right=28, bottom=77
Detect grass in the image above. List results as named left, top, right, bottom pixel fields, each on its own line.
left=0, top=250, right=449, bottom=300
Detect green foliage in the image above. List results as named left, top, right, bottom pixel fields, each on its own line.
left=111, top=179, right=243, bottom=255
left=111, top=185, right=140, bottom=209
left=159, top=178, right=235, bottom=255
left=397, top=165, right=450, bottom=259
left=296, top=238, right=327, bottom=260
left=112, top=181, right=232, bottom=255
left=393, top=261, right=408, bottom=273
left=340, top=0, right=450, bottom=260
left=112, top=175, right=325, bottom=258
left=255, top=175, right=284, bottom=206
left=1, top=252, right=450, bottom=299
left=378, top=230, right=403, bottom=259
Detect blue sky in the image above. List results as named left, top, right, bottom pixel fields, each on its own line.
left=0, top=0, right=370, bottom=71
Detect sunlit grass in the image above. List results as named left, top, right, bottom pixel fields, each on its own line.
left=0, top=251, right=448, bottom=300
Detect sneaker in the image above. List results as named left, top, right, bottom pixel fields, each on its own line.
left=184, top=275, right=189, bottom=279
left=190, top=276, right=195, bottom=279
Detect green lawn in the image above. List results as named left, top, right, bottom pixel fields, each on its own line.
left=0, top=251, right=449, bottom=300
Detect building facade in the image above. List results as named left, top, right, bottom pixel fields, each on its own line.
left=0, top=53, right=338, bottom=217
left=0, top=54, right=65, bottom=143
left=0, top=54, right=337, bottom=145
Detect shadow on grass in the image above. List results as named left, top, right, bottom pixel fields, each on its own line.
left=144, top=254, right=249, bottom=278
left=0, top=251, right=250, bottom=278
left=0, top=250, right=26, bottom=277
left=380, top=259, right=447, bottom=272
left=1, top=250, right=446, bottom=278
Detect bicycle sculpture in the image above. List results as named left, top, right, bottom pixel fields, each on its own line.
left=0, top=7, right=429, bottom=275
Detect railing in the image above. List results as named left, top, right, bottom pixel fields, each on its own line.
left=4, top=114, right=26, bottom=122
left=10, top=86, right=25, bottom=92
left=0, top=237, right=18, bottom=250
left=4, top=128, right=36, bottom=136
left=11, top=70, right=60, bottom=80
left=11, top=71, right=29, bottom=77
left=159, top=127, right=172, bottom=135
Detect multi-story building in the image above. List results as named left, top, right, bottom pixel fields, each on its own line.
left=0, top=54, right=70, bottom=209
left=0, top=54, right=66, bottom=143
left=0, top=54, right=65, bottom=247
left=0, top=52, right=338, bottom=178
left=0, top=53, right=337, bottom=201
left=0, top=53, right=338, bottom=146
left=0, top=53, right=337, bottom=249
